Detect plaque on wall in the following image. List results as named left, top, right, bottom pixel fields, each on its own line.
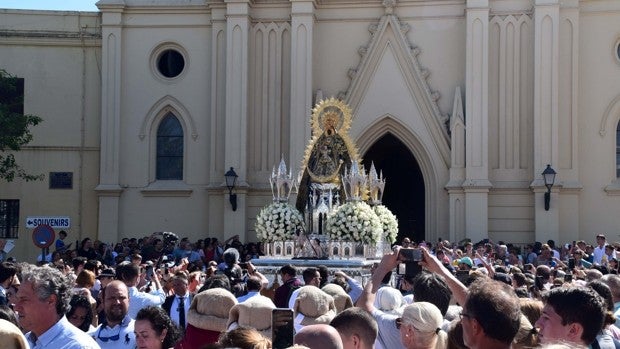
left=49, top=172, right=73, bottom=189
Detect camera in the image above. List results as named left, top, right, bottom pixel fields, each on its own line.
left=272, top=308, right=294, bottom=349
left=398, top=248, right=422, bottom=278
left=162, top=231, right=180, bottom=245
left=398, top=248, right=423, bottom=262
left=568, top=258, right=575, bottom=270
left=145, top=264, right=154, bottom=281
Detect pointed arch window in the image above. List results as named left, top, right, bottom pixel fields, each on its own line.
left=617, top=121, right=620, bottom=178
left=157, top=113, right=184, bottom=180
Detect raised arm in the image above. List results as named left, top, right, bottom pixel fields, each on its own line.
left=419, top=246, right=468, bottom=306
left=357, top=247, right=400, bottom=312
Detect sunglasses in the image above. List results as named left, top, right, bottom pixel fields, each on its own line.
left=97, top=326, right=122, bottom=342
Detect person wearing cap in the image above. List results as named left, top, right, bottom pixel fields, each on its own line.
left=357, top=247, right=407, bottom=349
left=594, top=234, right=610, bottom=265
left=397, top=302, right=448, bottom=349
left=98, top=269, right=116, bottom=289
left=457, top=257, right=473, bottom=271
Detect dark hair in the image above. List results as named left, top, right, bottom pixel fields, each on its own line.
left=115, top=262, right=140, bottom=282
left=279, top=264, right=297, bottom=277
left=302, top=267, right=319, bottom=284
left=245, top=275, right=262, bottom=292
left=543, top=286, right=606, bottom=345
left=465, top=278, right=521, bottom=344
left=71, top=257, right=87, bottom=270
left=330, top=307, right=378, bottom=346
left=0, top=262, right=17, bottom=284
left=412, top=271, right=451, bottom=316
left=197, top=274, right=232, bottom=293
left=68, top=294, right=94, bottom=332
left=135, top=306, right=182, bottom=348
left=587, top=280, right=617, bottom=326
left=512, top=272, right=527, bottom=288
left=317, top=265, right=329, bottom=287
left=217, top=326, right=271, bottom=349
left=0, top=305, right=18, bottom=326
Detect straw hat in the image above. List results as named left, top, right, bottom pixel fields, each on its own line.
left=401, top=301, right=443, bottom=334
left=227, top=295, right=275, bottom=338
left=188, top=288, right=237, bottom=331
left=293, top=286, right=337, bottom=327
left=321, top=284, right=353, bottom=313
left=0, top=319, right=28, bottom=349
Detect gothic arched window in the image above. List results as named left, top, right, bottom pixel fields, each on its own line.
left=156, top=113, right=183, bottom=180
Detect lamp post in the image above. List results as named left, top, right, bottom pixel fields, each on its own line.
left=225, top=167, right=238, bottom=211
left=542, top=164, right=556, bottom=211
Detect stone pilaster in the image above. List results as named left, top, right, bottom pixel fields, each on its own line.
left=95, top=3, right=124, bottom=243
left=224, top=0, right=251, bottom=240
left=532, top=0, right=560, bottom=241
left=464, top=0, right=491, bottom=242
left=289, top=0, right=315, bottom=171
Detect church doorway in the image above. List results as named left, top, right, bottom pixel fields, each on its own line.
left=362, top=133, right=425, bottom=243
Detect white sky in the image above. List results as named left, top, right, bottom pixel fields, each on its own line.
left=0, top=0, right=99, bottom=11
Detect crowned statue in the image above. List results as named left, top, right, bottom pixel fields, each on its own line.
left=256, top=98, right=396, bottom=260
left=296, top=98, right=361, bottom=235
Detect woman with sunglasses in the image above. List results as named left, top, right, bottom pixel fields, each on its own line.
left=396, top=302, right=447, bottom=349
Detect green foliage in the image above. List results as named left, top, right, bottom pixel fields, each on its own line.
left=0, top=69, right=43, bottom=182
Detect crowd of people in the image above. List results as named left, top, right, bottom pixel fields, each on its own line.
left=0, top=230, right=620, bottom=349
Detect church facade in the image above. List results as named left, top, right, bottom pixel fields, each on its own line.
left=1, top=0, right=620, bottom=260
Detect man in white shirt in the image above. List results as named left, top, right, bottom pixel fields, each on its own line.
left=15, top=265, right=100, bottom=349
left=115, top=262, right=165, bottom=319
left=89, top=280, right=135, bottom=348
left=593, top=234, right=609, bottom=265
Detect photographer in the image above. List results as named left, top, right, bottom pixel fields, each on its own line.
left=357, top=246, right=406, bottom=349
left=116, top=262, right=165, bottom=319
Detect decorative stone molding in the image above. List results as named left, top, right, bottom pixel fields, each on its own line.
left=599, top=93, right=620, bottom=137
left=139, top=95, right=199, bottom=141
left=344, top=13, right=449, bottom=139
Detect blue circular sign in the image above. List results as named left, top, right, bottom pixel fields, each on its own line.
left=32, top=224, right=55, bottom=249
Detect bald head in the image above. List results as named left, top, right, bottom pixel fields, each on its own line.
left=294, top=324, right=343, bottom=349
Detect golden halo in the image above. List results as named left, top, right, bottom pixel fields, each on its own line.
left=311, top=98, right=353, bottom=136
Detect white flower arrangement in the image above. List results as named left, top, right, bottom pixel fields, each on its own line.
left=374, top=205, right=398, bottom=244
left=255, top=203, right=305, bottom=242
left=325, top=201, right=382, bottom=243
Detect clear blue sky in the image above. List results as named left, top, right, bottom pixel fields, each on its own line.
left=1, top=0, right=99, bottom=11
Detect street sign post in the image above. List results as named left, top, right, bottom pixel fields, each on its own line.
left=32, top=224, right=55, bottom=262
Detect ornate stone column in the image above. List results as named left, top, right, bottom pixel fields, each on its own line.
left=95, top=2, right=124, bottom=243
left=464, top=0, right=491, bottom=242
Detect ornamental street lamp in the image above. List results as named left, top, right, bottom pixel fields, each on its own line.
left=225, top=167, right=238, bottom=211
left=542, top=164, right=556, bottom=211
